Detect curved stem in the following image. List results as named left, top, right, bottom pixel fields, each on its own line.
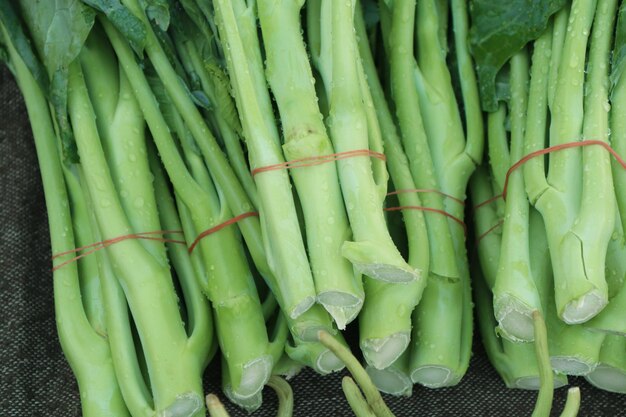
left=318, top=331, right=394, bottom=417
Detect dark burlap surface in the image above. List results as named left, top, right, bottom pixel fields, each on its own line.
left=1, top=65, right=625, bottom=416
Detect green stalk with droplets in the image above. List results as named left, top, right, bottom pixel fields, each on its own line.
left=486, top=47, right=543, bottom=343
left=148, top=63, right=272, bottom=401
left=307, top=0, right=419, bottom=285
left=524, top=0, right=616, bottom=324
left=0, top=18, right=128, bottom=416
left=104, top=0, right=271, bottom=291
left=385, top=0, right=478, bottom=387
left=257, top=0, right=363, bottom=329
left=353, top=1, right=429, bottom=370
left=211, top=0, right=316, bottom=319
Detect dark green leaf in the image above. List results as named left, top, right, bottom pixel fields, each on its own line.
left=140, top=0, right=170, bottom=31
left=41, top=0, right=96, bottom=75
left=361, top=0, right=380, bottom=30
left=16, top=0, right=94, bottom=163
left=191, top=90, right=211, bottom=109
left=0, top=0, right=49, bottom=92
left=51, top=68, right=79, bottom=162
left=611, top=3, right=626, bottom=94
left=81, top=0, right=147, bottom=55
left=469, top=0, right=566, bottom=112
left=176, top=0, right=214, bottom=41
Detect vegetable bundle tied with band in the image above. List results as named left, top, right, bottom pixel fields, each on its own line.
left=4, top=0, right=626, bottom=416
left=471, top=0, right=626, bottom=399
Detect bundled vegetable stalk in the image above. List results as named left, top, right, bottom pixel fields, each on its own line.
left=0, top=1, right=217, bottom=415
left=1, top=0, right=398, bottom=414
left=470, top=0, right=626, bottom=399
left=353, top=0, right=482, bottom=388
left=8, top=0, right=626, bottom=415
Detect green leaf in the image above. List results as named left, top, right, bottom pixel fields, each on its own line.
left=139, top=0, right=170, bottom=31
left=176, top=0, right=214, bottom=41
left=469, top=0, right=565, bottom=112
left=204, top=61, right=242, bottom=136
left=51, top=67, right=79, bottom=162
left=42, top=0, right=96, bottom=75
left=611, top=3, right=626, bottom=94
left=16, top=0, right=95, bottom=162
left=0, top=0, right=49, bottom=92
left=81, top=0, right=147, bottom=55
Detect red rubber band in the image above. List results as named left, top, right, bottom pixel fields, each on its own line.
left=51, top=212, right=260, bottom=270
left=251, top=149, right=386, bottom=177
left=387, top=189, right=465, bottom=206
left=384, top=205, right=467, bottom=235
left=474, top=139, right=626, bottom=209
left=52, top=230, right=186, bottom=272
left=473, top=139, right=626, bottom=241
left=187, top=211, right=259, bottom=253
left=476, top=220, right=504, bottom=244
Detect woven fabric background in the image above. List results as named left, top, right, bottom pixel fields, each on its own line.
left=1, top=65, right=625, bottom=417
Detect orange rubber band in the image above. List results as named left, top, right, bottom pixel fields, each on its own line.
left=52, top=230, right=186, bottom=272
left=473, top=139, right=626, bottom=241
left=475, top=139, right=626, bottom=209
left=51, top=212, right=260, bottom=270
left=251, top=149, right=386, bottom=177
left=384, top=205, right=467, bottom=235
left=387, top=189, right=465, bottom=206
left=187, top=211, right=259, bottom=253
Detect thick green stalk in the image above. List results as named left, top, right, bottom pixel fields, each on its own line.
left=79, top=170, right=153, bottom=416
left=354, top=3, right=429, bottom=370
left=67, top=61, right=203, bottom=415
left=388, top=0, right=459, bottom=282
left=470, top=166, right=505, bottom=291
left=161, top=113, right=271, bottom=397
left=212, top=0, right=316, bottom=319
left=450, top=0, right=484, bottom=165
left=365, top=351, right=413, bottom=397
left=473, top=249, right=567, bottom=391
left=524, top=21, right=553, bottom=217
left=585, top=220, right=626, bottom=334
left=103, top=4, right=269, bottom=282
left=526, top=202, right=604, bottom=377
left=389, top=0, right=472, bottom=388
left=492, top=51, right=543, bottom=342
left=530, top=0, right=614, bottom=324
left=64, top=168, right=107, bottom=337
left=547, top=8, right=569, bottom=110
left=415, top=0, right=474, bottom=194
left=79, top=26, right=167, bottom=266
left=3, top=30, right=128, bottom=417
left=611, top=2, right=626, bottom=235
left=148, top=150, right=214, bottom=366
left=257, top=0, right=362, bottom=328
left=569, top=0, right=618, bottom=319
left=585, top=335, right=626, bottom=393
left=487, top=105, right=510, bottom=193
left=315, top=0, right=419, bottom=284
left=547, top=294, right=605, bottom=376
left=612, top=52, right=626, bottom=236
